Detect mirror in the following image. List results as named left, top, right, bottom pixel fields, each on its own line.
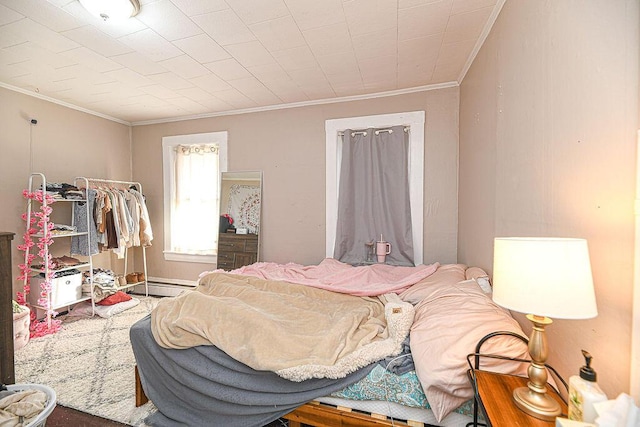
left=217, top=171, right=262, bottom=270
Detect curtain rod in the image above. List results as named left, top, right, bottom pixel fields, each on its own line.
left=338, top=126, right=410, bottom=137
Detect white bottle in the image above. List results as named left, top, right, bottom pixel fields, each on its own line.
left=568, top=350, right=607, bottom=423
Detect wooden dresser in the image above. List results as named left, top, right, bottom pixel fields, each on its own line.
left=217, top=233, right=258, bottom=270
left=0, top=232, right=15, bottom=385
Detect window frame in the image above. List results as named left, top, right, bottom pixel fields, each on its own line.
left=162, top=131, right=228, bottom=263
left=325, top=112, right=425, bottom=265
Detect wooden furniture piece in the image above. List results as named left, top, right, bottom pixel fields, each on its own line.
left=282, top=401, right=420, bottom=427
left=0, top=232, right=16, bottom=385
left=470, top=370, right=567, bottom=427
left=217, top=233, right=258, bottom=270
left=466, top=331, right=569, bottom=427
left=135, top=366, right=148, bottom=407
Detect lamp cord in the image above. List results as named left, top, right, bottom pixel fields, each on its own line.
left=380, top=353, right=414, bottom=427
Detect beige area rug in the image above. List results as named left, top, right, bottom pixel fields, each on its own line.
left=14, top=296, right=160, bottom=425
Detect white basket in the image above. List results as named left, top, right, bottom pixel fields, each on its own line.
left=5, top=384, right=56, bottom=427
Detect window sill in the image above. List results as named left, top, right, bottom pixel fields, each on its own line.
left=163, top=251, right=217, bottom=264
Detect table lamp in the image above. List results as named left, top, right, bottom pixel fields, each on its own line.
left=492, top=237, right=598, bottom=421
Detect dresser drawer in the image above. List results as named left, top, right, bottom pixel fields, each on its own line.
left=218, top=239, right=246, bottom=251
left=233, top=253, right=256, bottom=267
left=244, top=240, right=258, bottom=252
left=217, top=260, right=235, bottom=270
left=217, top=252, right=234, bottom=262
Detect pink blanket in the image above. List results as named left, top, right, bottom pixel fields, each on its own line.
left=202, top=258, right=439, bottom=296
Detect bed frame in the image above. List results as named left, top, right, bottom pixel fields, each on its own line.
left=134, top=366, right=431, bottom=427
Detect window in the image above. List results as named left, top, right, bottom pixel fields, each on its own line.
left=325, top=112, right=425, bottom=265
left=162, top=131, right=228, bottom=263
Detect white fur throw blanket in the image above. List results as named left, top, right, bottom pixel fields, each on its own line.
left=151, top=272, right=414, bottom=381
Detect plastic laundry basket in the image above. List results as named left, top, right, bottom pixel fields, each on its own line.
left=5, top=384, right=56, bottom=427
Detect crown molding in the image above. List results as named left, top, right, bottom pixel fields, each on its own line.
left=130, top=81, right=459, bottom=126
left=0, top=82, right=131, bottom=126
left=1, top=79, right=461, bottom=128
left=457, top=0, right=506, bottom=83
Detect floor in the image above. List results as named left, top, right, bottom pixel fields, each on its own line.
left=47, top=405, right=129, bottom=427
left=14, top=298, right=291, bottom=427
left=47, top=405, right=290, bottom=426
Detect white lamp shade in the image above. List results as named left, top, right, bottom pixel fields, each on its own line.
left=492, top=237, right=597, bottom=319
left=79, top=0, right=140, bottom=22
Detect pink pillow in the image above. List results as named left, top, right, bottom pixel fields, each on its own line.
left=409, top=279, right=530, bottom=422
left=465, top=266, right=489, bottom=281
left=399, top=264, right=467, bottom=304
left=97, top=291, right=132, bottom=306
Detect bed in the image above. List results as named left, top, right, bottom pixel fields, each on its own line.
left=131, top=259, right=531, bottom=426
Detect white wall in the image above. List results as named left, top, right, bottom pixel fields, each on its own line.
left=132, top=88, right=460, bottom=282
left=459, top=0, right=639, bottom=398
left=0, top=87, right=133, bottom=296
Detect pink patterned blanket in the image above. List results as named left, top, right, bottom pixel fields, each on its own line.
left=202, top=258, right=439, bottom=296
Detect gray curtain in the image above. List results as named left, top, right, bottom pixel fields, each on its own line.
left=333, top=125, right=414, bottom=266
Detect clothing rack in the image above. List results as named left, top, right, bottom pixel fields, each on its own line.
left=76, top=177, right=148, bottom=297
left=79, top=176, right=143, bottom=192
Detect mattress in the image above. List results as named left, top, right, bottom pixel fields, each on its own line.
left=327, top=363, right=475, bottom=426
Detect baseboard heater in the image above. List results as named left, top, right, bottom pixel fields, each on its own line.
left=131, top=277, right=196, bottom=297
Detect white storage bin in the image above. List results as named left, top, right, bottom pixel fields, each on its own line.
left=29, top=272, right=82, bottom=308
left=5, top=384, right=56, bottom=427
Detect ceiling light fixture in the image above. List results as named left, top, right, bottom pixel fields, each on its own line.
left=79, top=0, right=140, bottom=22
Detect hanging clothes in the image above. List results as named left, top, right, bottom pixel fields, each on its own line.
left=115, top=189, right=133, bottom=251
left=84, top=184, right=153, bottom=258
left=130, top=188, right=153, bottom=247
left=71, top=188, right=99, bottom=256
left=124, top=190, right=141, bottom=247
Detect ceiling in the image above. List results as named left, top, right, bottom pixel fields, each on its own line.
left=0, top=0, right=502, bottom=125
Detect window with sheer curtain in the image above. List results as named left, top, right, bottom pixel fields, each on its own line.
left=172, top=144, right=219, bottom=254
left=162, top=132, right=227, bottom=263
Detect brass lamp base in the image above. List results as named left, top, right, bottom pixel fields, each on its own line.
left=513, top=386, right=562, bottom=421
left=513, top=314, right=561, bottom=421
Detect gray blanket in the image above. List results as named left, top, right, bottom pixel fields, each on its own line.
left=131, top=315, right=375, bottom=427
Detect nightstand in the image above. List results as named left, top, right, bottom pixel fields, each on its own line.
left=469, top=370, right=567, bottom=427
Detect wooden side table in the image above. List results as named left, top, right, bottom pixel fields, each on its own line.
left=0, top=232, right=16, bottom=385
left=470, top=370, right=567, bottom=427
